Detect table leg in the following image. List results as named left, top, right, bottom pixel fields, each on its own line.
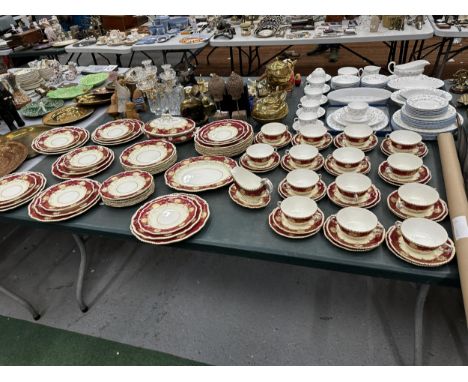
left=72, top=234, right=89, bottom=313
left=417, top=40, right=425, bottom=60
left=238, top=47, right=244, bottom=76
left=0, top=285, right=40, bottom=320
left=140, top=51, right=154, bottom=65
left=414, top=283, right=430, bottom=366
left=229, top=47, right=234, bottom=72
left=66, top=53, right=75, bottom=64
left=115, top=54, right=122, bottom=67
left=402, top=40, right=409, bottom=63
left=431, top=37, right=449, bottom=77
left=162, top=50, right=168, bottom=65
left=435, top=38, right=454, bottom=79
left=127, top=51, right=135, bottom=67
left=206, top=47, right=217, bottom=65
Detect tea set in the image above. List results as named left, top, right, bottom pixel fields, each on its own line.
left=240, top=143, right=281, bottom=173
left=281, top=144, right=324, bottom=172
left=292, top=123, right=333, bottom=150
left=327, top=173, right=381, bottom=209
left=333, top=125, right=378, bottom=152
left=278, top=169, right=327, bottom=201
left=324, top=147, right=371, bottom=176
left=255, top=122, right=292, bottom=148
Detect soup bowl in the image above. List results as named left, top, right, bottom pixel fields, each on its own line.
left=279, top=196, right=318, bottom=224
left=387, top=153, right=423, bottom=178
left=286, top=169, right=320, bottom=193
left=332, top=147, right=365, bottom=171
left=336, top=207, right=378, bottom=238
left=397, top=183, right=439, bottom=213
left=400, top=218, right=448, bottom=252
left=335, top=173, right=372, bottom=199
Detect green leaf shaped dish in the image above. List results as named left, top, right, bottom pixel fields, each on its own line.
left=79, top=72, right=109, bottom=88
left=19, top=98, right=65, bottom=118
left=47, top=85, right=91, bottom=100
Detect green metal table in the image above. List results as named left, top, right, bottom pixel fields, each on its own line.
left=0, top=81, right=464, bottom=365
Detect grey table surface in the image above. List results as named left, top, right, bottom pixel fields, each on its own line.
left=0, top=80, right=464, bottom=287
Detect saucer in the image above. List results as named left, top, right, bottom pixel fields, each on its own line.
left=386, top=190, right=448, bottom=222
left=292, top=133, right=333, bottom=150
left=254, top=131, right=292, bottom=149
left=385, top=223, right=455, bottom=267
left=296, top=107, right=326, bottom=120
left=240, top=152, right=281, bottom=173
left=280, top=153, right=324, bottom=172
left=327, top=182, right=381, bottom=208
left=269, top=207, right=323, bottom=239
left=378, top=161, right=431, bottom=186
left=228, top=183, right=271, bottom=209
left=333, top=133, right=378, bottom=153
left=324, top=156, right=371, bottom=177
left=380, top=138, right=428, bottom=158
left=324, top=215, right=385, bottom=252
left=278, top=179, right=327, bottom=201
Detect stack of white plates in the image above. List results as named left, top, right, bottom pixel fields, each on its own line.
left=391, top=88, right=452, bottom=106
left=360, top=74, right=388, bottom=88
left=331, top=75, right=360, bottom=90
left=15, top=68, right=44, bottom=91
left=32, top=127, right=90, bottom=155
left=91, top=119, right=143, bottom=146
left=0, top=171, right=47, bottom=212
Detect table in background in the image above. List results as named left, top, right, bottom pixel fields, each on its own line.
left=9, top=46, right=67, bottom=65
left=65, top=44, right=133, bottom=67
left=209, top=20, right=434, bottom=75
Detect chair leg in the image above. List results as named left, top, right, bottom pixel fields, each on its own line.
left=414, top=284, right=430, bottom=365
left=72, top=234, right=89, bottom=313
left=0, top=285, right=40, bottom=320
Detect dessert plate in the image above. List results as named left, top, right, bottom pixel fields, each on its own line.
left=333, top=133, right=378, bottom=152
left=228, top=183, right=271, bottom=209
left=280, top=153, right=324, bottom=172
left=100, top=170, right=153, bottom=201
left=327, top=182, right=381, bottom=209
left=32, top=127, right=89, bottom=155
left=377, top=161, right=431, bottom=186
left=120, top=139, right=176, bottom=168
left=386, top=190, right=448, bottom=222
left=292, top=133, right=333, bottom=150
left=277, top=178, right=326, bottom=201
left=165, top=156, right=237, bottom=192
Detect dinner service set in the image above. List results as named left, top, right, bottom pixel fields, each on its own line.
left=195, top=119, right=254, bottom=157
left=100, top=170, right=154, bottom=208
left=378, top=152, right=431, bottom=186
left=387, top=183, right=448, bottom=222
left=130, top=193, right=210, bottom=245
left=165, top=155, right=237, bottom=192
left=360, top=74, right=389, bottom=88
left=28, top=178, right=101, bottom=222
left=0, top=171, right=46, bottom=212
left=324, top=147, right=371, bottom=176
left=330, top=75, right=361, bottom=90
left=324, top=207, right=386, bottom=252
left=281, top=144, right=324, bottom=172
left=229, top=166, right=273, bottom=209
left=380, top=130, right=428, bottom=158
left=254, top=122, right=292, bottom=149
left=240, top=143, right=281, bottom=173
left=269, top=196, right=325, bottom=239
left=326, top=101, right=389, bottom=132
left=91, top=119, right=144, bottom=146
left=333, top=125, right=378, bottom=152
left=52, top=145, right=114, bottom=180
left=120, top=139, right=177, bottom=175
left=327, top=173, right=381, bottom=209
left=385, top=218, right=455, bottom=267
left=143, top=114, right=196, bottom=144
left=292, top=123, right=333, bottom=150
left=390, top=88, right=452, bottom=107
left=277, top=169, right=326, bottom=201
left=32, top=126, right=90, bottom=155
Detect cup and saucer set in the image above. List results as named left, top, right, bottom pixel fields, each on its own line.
left=327, top=173, right=381, bottom=209
left=292, top=122, right=333, bottom=151
left=386, top=218, right=455, bottom=267
left=229, top=166, right=273, bottom=209
left=277, top=169, right=327, bottom=201
left=324, top=147, right=371, bottom=177
left=387, top=183, right=448, bottom=222
left=333, top=125, right=378, bottom=152
left=269, top=196, right=324, bottom=239
left=304, top=68, right=331, bottom=95
left=380, top=130, right=428, bottom=158
left=240, top=143, right=281, bottom=173
left=327, top=101, right=389, bottom=132
left=281, top=144, right=325, bottom=172
left=296, top=98, right=326, bottom=124
left=324, top=207, right=386, bottom=252
left=254, top=122, right=292, bottom=149
left=378, top=153, right=431, bottom=186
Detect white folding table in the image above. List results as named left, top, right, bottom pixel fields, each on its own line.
left=65, top=44, right=133, bottom=67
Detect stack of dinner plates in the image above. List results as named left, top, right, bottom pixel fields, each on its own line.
left=120, top=139, right=177, bottom=175
left=100, top=170, right=154, bottom=208
left=28, top=178, right=101, bottom=222
left=32, top=126, right=90, bottom=155
left=143, top=115, right=196, bottom=144
left=91, top=119, right=143, bottom=146
left=15, top=68, right=44, bottom=91
left=52, top=145, right=114, bottom=179
left=391, top=94, right=461, bottom=139
left=0, top=171, right=47, bottom=212
left=130, top=193, right=210, bottom=245
left=194, top=119, right=254, bottom=157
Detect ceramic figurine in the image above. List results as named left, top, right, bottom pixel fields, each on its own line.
left=226, top=72, right=246, bottom=120
left=115, top=79, right=131, bottom=114
left=40, top=18, right=57, bottom=42
left=125, top=101, right=140, bottom=120
left=132, top=88, right=147, bottom=112
left=107, top=92, right=120, bottom=118
left=370, top=16, right=380, bottom=32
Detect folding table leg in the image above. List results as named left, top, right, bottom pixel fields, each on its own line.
left=0, top=285, right=40, bottom=320
left=72, top=234, right=89, bottom=313
left=414, top=283, right=430, bottom=365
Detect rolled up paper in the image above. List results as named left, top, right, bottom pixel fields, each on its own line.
left=438, top=133, right=468, bottom=327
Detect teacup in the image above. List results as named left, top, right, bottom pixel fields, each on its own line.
left=246, top=143, right=275, bottom=165
left=294, top=110, right=319, bottom=126
left=358, top=65, right=380, bottom=77
left=343, top=125, right=373, bottom=145
left=301, top=92, right=321, bottom=103
left=307, top=76, right=326, bottom=89
left=386, top=153, right=423, bottom=178
left=261, top=122, right=287, bottom=142
left=231, top=166, right=273, bottom=197
left=338, top=66, right=359, bottom=76
left=345, top=102, right=369, bottom=121
left=279, top=196, right=318, bottom=225
left=286, top=169, right=321, bottom=194
left=308, top=67, right=327, bottom=82
left=297, top=98, right=320, bottom=113
left=397, top=183, right=439, bottom=213
left=299, top=125, right=328, bottom=144
left=400, top=218, right=448, bottom=252
left=335, top=173, right=372, bottom=200
left=287, top=144, right=319, bottom=166
left=304, top=85, right=324, bottom=99
left=332, top=147, right=365, bottom=171
left=387, top=130, right=422, bottom=152
left=336, top=207, right=378, bottom=238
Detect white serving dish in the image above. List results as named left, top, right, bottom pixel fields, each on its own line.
left=400, top=218, right=448, bottom=249
left=360, top=74, right=388, bottom=87
left=231, top=166, right=273, bottom=193
left=387, top=75, right=445, bottom=91
left=327, top=87, right=391, bottom=106
left=400, top=88, right=452, bottom=101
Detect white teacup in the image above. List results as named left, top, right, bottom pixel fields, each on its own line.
left=400, top=218, right=448, bottom=252
left=287, top=144, right=319, bottom=166
left=397, top=183, right=439, bottom=213
left=279, top=196, right=318, bottom=224
left=304, top=85, right=324, bottom=98
left=336, top=207, right=378, bottom=238
left=388, top=130, right=422, bottom=151
left=246, top=143, right=275, bottom=165
left=332, top=147, right=365, bottom=171
left=261, top=122, right=287, bottom=141
left=299, top=125, right=328, bottom=143
left=358, top=65, right=380, bottom=77
left=307, top=76, right=326, bottom=89
left=343, top=125, right=373, bottom=145
left=387, top=153, right=423, bottom=178
left=335, top=173, right=372, bottom=200
left=308, top=67, right=327, bottom=81
left=297, top=98, right=320, bottom=113
left=295, top=109, right=320, bottom=125
left=345, top=102, right=369, bottom=121
left=338, top=66, right=359, bottom=76
left=286, top=169, right=320, bottom=193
